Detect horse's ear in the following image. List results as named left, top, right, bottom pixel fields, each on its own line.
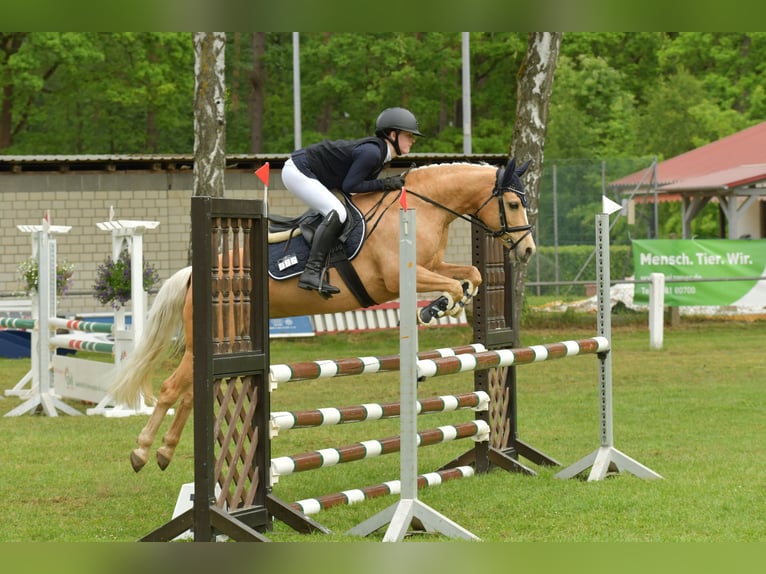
left=505, top=157, right=517, bottom=174
left=516, top=159, right=532, bottom=176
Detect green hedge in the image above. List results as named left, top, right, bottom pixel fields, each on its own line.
left=528, top=245, right=633, bottom=297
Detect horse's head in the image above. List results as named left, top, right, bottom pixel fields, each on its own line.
left=476, top=157, right=536, bottom=263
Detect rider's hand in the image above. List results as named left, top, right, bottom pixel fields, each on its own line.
left=381, top=175, right=406, bottom=191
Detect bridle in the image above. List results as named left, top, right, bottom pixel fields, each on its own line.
left=472, top=165, right=534, bottom=252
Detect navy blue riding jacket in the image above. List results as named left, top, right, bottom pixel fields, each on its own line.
left=291, top=136, right=389, bottom=194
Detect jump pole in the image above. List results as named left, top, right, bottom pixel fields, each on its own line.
left=554, top=197, right=662, bottom=481
left=348, top=206, right=479, bottom=542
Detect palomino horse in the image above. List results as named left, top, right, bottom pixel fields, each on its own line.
left=111, top=157, right=535, bottom=472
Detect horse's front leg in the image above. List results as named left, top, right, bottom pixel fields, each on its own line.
left=430, top=262, right=482, bottom=314
left=431, top=261, right=482, bottom=288
left=130, top=349, right=193, bottom=472
left=405, top=265, right=477, bottom=324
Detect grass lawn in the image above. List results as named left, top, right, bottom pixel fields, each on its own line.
left=1, top=315, right=764, bottom=545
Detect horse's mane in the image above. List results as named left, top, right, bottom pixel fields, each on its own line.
left=411, top=161, right=492, bottom=173
left=407, top=161, right=496, bottom=192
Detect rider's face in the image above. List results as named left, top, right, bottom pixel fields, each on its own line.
left=395, top=131, right=416, bottom=155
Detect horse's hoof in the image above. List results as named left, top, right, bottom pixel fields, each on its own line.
left=157, top=452, right=171, bottom=471
left=130, top=451, right=147, bottom=473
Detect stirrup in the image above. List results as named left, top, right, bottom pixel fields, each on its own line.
left=298, top=268, right=340, bottom=298
left=316, top=269, right=340, bottom=298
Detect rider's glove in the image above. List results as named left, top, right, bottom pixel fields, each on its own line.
left=381, top=175, right=406, bottom=191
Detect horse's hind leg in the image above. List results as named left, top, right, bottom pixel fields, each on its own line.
left=156, top=386, right=193, bottom=470
left=131, top=404, right=170, bottom=472
left=130, top=350, right=192, bottom=472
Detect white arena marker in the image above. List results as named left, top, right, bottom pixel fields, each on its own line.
left=530, top=345, right=548, bottom=361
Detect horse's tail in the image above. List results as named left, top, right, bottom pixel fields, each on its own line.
left=110, top=266, right=193, bottom=409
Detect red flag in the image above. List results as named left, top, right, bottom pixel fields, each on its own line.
left=399, top=186, right=408, bottom=211
left=254, top=162, right=270, bottom=186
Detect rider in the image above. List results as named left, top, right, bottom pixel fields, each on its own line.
left=281, top=107, right=422, bottom=297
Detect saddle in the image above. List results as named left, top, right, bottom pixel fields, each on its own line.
left=267, top=196, right=374, bottom=307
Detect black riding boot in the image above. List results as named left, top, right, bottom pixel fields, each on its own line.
left=298, top=210, right=343, bottom=297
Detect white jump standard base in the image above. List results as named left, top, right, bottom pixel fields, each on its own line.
left=348, top=497, right=479, bottom=542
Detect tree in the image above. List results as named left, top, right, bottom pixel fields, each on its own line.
left=191, top=32, right=226, bottom=262
left=509, top=32, right=562, bottom=325
left=0, top=33, right=94, bottom=151
left=0, top=33, right=26, bottom=149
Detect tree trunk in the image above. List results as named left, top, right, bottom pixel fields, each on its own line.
left=0, top=33, right=25, bottom=150
left=193, top=31, right=227, bottom=199
left=0, top=83, right=12, bottom=149
left=191, top=32, right=227, bottom=261
left=509, top=32, right=562, bottom=322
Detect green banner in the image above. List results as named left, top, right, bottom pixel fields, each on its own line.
left=632, top=239, right=766, bottom=306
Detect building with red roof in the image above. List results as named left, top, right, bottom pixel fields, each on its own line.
left=610, top=120, right=766, bottom=239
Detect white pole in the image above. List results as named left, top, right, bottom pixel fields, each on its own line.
left=293, top=32, right=302, bottom=150
left=37, top=223, right=53, bottom=409
left=461, top=32, right=472, bottom=155
left=648, top=272, right=665, bottom=350
left=130, top=232, right=146, bottom=342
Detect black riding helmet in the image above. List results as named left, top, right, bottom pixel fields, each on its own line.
left=375, top=107, right=423, bottom=155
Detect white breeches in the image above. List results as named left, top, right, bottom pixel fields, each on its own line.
left=281, top=158, right=348, bottom=223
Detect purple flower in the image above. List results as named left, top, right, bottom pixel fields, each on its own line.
left=92, top=250, right=159, bottom=310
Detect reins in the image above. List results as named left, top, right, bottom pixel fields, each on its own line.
left=358, top=165, right=533, bottom=253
